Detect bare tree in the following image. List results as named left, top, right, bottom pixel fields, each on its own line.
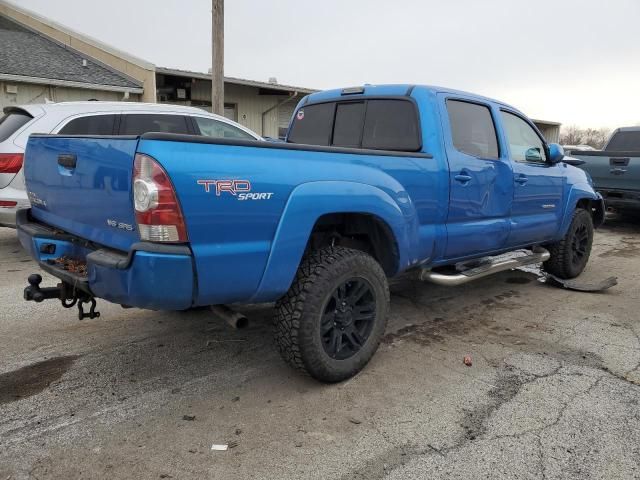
left=560, top=125, right=584, bottom=145
left=560, top=126, right=611, bottom=149
left=583, top=128, right=610, bottom=149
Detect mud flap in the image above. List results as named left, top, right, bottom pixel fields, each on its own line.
left=545, top=274, right=617, bottom=292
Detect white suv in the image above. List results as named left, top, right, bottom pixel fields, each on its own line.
left=0, top=102, right=261, bottom=227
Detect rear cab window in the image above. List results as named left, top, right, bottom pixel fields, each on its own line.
left=287, top=103, right=334, bottom=146
left=446, top=100, right=499, bottom=159
left=606, top=131, right=640, bottom=151
left=287, top=98, right=421, bottom=152
left=0, top=111, right=33, bottom=142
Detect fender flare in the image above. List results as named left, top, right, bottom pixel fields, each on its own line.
left=250, top=181, right=418, bottom=302
left=559, top=184, right=603, bottom=236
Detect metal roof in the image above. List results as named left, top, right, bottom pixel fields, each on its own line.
left=156, top=67, right=318, bottom=95
left=531, top=119, right=562, bottom=127
left=0, top=14, right=143, bottom=92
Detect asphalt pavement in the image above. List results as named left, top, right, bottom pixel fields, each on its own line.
left=1, top=215, right=639, bottom=479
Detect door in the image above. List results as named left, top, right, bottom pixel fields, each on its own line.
left=499, top=110, right=564, bottom=246
left=223, top=103, right=238, bottom=122
left=442, top=98, right=514, bottom=259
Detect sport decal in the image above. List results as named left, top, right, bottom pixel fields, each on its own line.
left=197, top=179, right=274, bottom=201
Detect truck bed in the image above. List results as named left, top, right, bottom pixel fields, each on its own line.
left=572, top=150, right=640, bottom=210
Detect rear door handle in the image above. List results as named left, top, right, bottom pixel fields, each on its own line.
left=58, top=154, right=77, bottom=169
left=515, top=174, right=528, bottom=185
left=454, top=173, right=472, bottom=183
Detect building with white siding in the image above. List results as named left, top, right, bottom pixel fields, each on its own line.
left=156, top=67, right=315, bottom=139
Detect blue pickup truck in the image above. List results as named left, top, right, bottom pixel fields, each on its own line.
left=17, top=84, right=604, bottom=382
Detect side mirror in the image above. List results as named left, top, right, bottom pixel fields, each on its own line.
left=548, top=143, right=565, bottom=164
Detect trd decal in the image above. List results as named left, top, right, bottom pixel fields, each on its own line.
left=197, top=179, right=274, bottom=201
left=197, top=179, right=251, bottom=196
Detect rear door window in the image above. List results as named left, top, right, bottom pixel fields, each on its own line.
left=193, top=117, right=255, bottom=140
left=362, top=100, right=421, bottom=151
left=58, top=115, right=117, bottom=135
left=0, top=111, right=33, bottom=142
left=287, top=102, right=334, bottom=146
left=447, top=100, right=499, bottom=159
left=120, top=114, right=190, bottom=135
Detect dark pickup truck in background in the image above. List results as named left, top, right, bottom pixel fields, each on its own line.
left=571, top=127, right=640, bottom=212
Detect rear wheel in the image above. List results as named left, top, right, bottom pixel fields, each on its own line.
left=274, top=246, right=389, bottom=382
left=544, top=208, right=594, bottom=279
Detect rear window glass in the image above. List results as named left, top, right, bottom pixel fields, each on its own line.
left=332, top=102, right=365, bottom=147
left=606, top=131, right=640, bottom=151
left=287, top=103, right=334, bottom=146
left=193, top=117, right=255, bottom=140
left=0, top=111, right=32, bottom=142
left=121, top=114, right=190, bottom=135
left=288, top=99, right=421, bottom=152
left=447, top=100, right=499, bottom=159
left=362, top=100, right=421, bottom=151
left=59, top=115, right=117, bottom=135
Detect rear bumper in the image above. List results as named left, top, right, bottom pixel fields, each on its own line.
left=16, top=209, right=195, bottom=310
left=0, top=186, right=29, bottom=228
left=598, top=189, right=640, bottom=211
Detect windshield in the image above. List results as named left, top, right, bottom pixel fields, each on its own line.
left=0, top=111, right=33, bottom=143
left=606, top=131, right=640, bottom=151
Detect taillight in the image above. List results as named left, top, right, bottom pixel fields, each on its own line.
left=0, top=153, right=23, bottom=174
left=132, top=153, right=188, bottom=242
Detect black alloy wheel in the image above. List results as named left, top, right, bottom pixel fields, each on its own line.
left=321, top=278, right=377, bottom=360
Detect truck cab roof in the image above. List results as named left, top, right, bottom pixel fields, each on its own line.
left=303, top=84, right=517, bottom=111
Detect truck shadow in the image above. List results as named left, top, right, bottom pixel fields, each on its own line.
left=600, top=211, right=640, bottom=234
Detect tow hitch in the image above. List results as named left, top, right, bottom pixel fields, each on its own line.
left=24, top=274, right=101, bottom=320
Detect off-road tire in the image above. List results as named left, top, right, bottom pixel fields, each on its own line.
left=274, top=246, right=390, bottom=383
left=543, top=208, right=594, bottom=279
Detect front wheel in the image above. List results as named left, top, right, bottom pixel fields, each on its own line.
left=543, top=208, right=594, bottom=279
left=274, top=246, right=389, bottom=382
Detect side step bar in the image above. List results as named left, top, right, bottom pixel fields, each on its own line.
left=419, top=247, right=550, bottom=286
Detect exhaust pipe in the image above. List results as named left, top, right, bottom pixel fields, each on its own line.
left=420, top=247, right=550, bottom=287
left=210, top=305, right=249, bottom=329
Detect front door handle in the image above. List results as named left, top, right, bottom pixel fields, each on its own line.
left=610, top=168, right=627, bottom=175
left=515, top=174, right=528, bottom=185
left=454, top=173, right=472, bottom=184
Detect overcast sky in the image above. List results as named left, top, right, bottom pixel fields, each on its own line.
left=17, top=0, right=640, bottom=129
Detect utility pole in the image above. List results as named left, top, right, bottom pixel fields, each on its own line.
left=211, top=0, right=224, bottom=115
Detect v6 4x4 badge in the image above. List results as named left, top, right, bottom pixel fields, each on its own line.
left=197, top=179, right=274, bottom=201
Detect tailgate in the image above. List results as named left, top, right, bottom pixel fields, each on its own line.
left=24, top=135, right=140, bottom=251
left=574, top=151, right=640, bottom=191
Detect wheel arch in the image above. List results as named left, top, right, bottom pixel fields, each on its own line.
left=250, top=181, right=416, bottom=302
left=560, top=185, right=604, bottom=236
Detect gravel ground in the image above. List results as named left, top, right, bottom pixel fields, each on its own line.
left=0, top=215, right=639, bottom=480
